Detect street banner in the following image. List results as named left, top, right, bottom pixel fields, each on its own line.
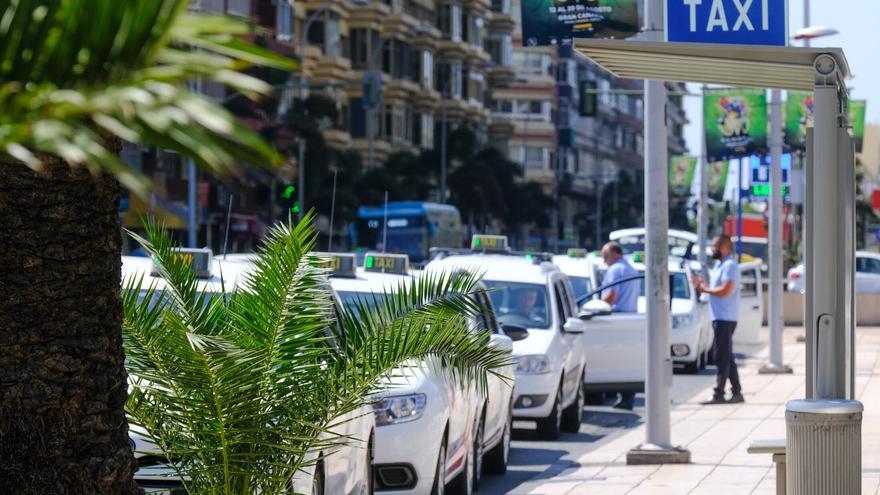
left=708, top=160, right=729, bottom=197
left=850, top=100, right=867, bottom=153
left=669, top=155, right=697, bottom=193
left=666, top=0, right=788, bottom=46
left=520, top=0, right=640, bottom=47
left=704, top=89, right=768, bottom=162
left=783, top=91, right=812, bottom=152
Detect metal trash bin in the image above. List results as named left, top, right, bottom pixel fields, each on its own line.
left=786, top=399, right=863, bottom=495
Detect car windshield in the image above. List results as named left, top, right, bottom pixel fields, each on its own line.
left=482, top=280, right=551, bottom=330
left=568, top=276, right=592, bottom=302
left=595, top=270, right=690, bottom=300
left=336, top=290, right=390, bottom=313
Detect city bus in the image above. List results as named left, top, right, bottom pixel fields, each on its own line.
left=352, top=202, right=463, bottom=263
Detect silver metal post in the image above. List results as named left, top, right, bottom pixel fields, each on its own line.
left=761, top=89, right=792, bottom=374
left=595, top=133, right=602, bottom=247
left=626, top=0, right=688, bottom=464
left=697, top=95, right=709, bottom=280
left=382, top=191, right=389, bottom=253
left=440, top=92, right=448, bottom=202
left=328, top=169, right=338, bottom=250
left=188, top=160, right=197, bottom=248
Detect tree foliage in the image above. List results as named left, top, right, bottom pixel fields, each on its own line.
left=123, top=214, right=510, bottom=494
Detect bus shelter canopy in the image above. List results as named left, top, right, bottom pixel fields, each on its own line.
left=574, top=40, right=850, bottom=91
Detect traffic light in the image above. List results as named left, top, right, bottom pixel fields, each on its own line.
left=579, top=80, right=597, bottom=117
left=276, top=183, right=301, bottom=214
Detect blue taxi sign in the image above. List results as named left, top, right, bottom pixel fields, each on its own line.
left=666, top=0, right=788, bottom=47
left=364, top=253, right=409, bottom=275
left=471, top=235, right=508, bottom=252
left=151, top=248, right=213, bottom=279
left=312, top=252, right=357, bottom=278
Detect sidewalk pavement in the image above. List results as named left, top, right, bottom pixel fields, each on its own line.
left=524, top=326, right=880, bottom=495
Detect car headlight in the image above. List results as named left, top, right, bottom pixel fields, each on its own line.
left=372, top=394, right=427, bottom=426
left=672, top=314, right=693, bottom=329
left=514, top=354, right=551, bottom=374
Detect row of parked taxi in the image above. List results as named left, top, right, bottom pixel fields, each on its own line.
left=124, top=228, right=765, bottom=495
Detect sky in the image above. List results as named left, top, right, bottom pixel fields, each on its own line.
left=682, top=0, right=879, bottom=154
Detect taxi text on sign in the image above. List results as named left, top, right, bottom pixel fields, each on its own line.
left=665, top=0, right=788, bottom=46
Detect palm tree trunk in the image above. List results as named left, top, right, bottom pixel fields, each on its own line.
left=0, top=159, right=140, bottom=494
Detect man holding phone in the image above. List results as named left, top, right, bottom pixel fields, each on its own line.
left=692, top=235, right=744, bottom=405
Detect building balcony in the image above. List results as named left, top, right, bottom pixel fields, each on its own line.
left=347, top=0, right=391, bottom=29
left=351, top=137, right=393, bottom=166
left=383, top=78, right=421, bottom=104
left=436, top=39, right=470, bottom=60
left=322, top=129, right=352, bottom=150
left=487, top=65, right=516, bottom=87
left=487, top=11, right=516, bottom=33
left=307, top=52, right=353, bottom=86
left=414, top=87, right=442, bottom=112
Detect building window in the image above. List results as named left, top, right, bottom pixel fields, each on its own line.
left=306, top=11, right=342, bottom=56
left=486, top=33, right=512, bottom=66
left=421, top=50, right=434, bottom=88
left=276, top=0, right=292, bottom=41
left=512, top=51, right=549, bottom=75
left=436, top=62, right=462, bottom=98
left=349, top=29, right=381, bottom=70
left=491, top=0, right=511, bottom=14
left=226, top=0, right=250, bottom=17
left=598, top=78, right=612, bottom=106
left=470, top=16, right=484, bottom=48
left=524, top=147, right=545, bottom=169
left=418, top=113, right=434, bottom=149
left=438, top=4, right=462, bottom=41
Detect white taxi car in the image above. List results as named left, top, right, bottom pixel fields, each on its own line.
left=327, top=252, right=517, bottom=495
left=122, top=251, right=375, bottom=495
left=583, top=254, right=713, bottom=383
left=427, top=235, right=588, bottom=440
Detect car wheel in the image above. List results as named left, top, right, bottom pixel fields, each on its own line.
left=311, top=460, right=324, bottom=495
left=447, top=429, right=475, bottom=495
left=483, top=405, right=511, bottom=475
left=431, top=436, right=448, bottom=495
left=561, top=374, right=584, bottom=432
left=536, top=385, right=562, bottom=440
left=362, top=432, right=374, bottom=495
left=472, top=415, right=485, bottom=490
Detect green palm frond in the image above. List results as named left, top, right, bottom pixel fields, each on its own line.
left=1, top=0, right=297, bottom=195
left=123, top=215, right=510, bottom=495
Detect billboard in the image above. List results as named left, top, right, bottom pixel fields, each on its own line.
left=704, top=89, right=768, bottom=162
left=520, top=0, right=640, bottom=47
left=850, top=100, right=867, bottom=153
left=784, top=95, right=866, bottom=153
left=669, top=155, right=697, bottom=193
left=708, top=160, right=729, bottom=198
left=783, top=91, right=812, bottom=152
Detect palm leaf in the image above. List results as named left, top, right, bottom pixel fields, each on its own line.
left=1, top=0, right=297, bottom=195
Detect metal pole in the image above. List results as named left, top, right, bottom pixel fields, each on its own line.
left=188, top=160, right=197, bottom=247
left=595, top=133, right=602, bottom=247
left=440, top=93, right=448, bottom=202
left=737, top=158, right=744, bottom=263
left=626, top=0, right=687, bottom=464
left=328, top=169, right=338, bottom=251
left=382, top=191, right=389, bottom=253
left=698, top=90, right=709, bottom=279
left=761, top=89, right=792, bottom=374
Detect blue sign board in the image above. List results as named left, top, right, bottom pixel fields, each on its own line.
left=750, top=153, right=791, bottom=184
left=666, top=0, right=788, bottom=46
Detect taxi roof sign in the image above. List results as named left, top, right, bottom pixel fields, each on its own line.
left=151, top=248, right=213, bottom=279
left=567, top=248, right=588, bottom=258
left=364, top=252, right=409, bottom=275
left=312, top=252, right=357, bottom=278
left=471, top=235, right=508, bottom=252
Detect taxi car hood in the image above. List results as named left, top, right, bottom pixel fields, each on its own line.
left=511, top=327, right=555, bottom=356
left=371, top=359, right=434, bottom=397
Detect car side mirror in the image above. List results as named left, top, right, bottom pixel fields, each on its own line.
left=699, top=293, right=710, bottom=304
left=501, top=324, right=529, bottom=342
left=563, top=317, right=587, bottom=334
left=581, top=299, right=612, bottom=317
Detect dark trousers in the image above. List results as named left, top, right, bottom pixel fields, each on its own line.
left=712, top=320, right=742, bottom=397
